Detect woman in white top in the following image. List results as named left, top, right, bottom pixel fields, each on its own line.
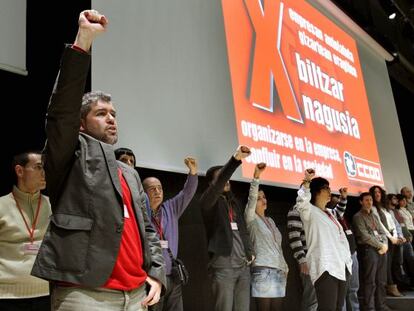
left=245, top=163, right=288, bottom=311
left=294, top=169, right=352, bottom=311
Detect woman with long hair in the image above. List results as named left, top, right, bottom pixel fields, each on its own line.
left=369, top=186, right=403, bottom=296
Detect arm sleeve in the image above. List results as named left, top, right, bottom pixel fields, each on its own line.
left=44, top=46, right=91, bottom=208
left=166, top=174, right=198, bottom=217
left=199, top=156, right=241, bottom=220
left=244, top=179, right=259, bottom=225
left=287, top=208, right=307, bottom=264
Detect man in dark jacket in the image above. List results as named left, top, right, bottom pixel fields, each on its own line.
left=31, top=10, right=165, bottom=311
left=200, top=145, right=254, bottom=311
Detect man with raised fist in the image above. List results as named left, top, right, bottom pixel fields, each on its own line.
left=31, top=10, right=165, bottom=311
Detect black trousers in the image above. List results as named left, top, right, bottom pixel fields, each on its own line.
left=360, top=246, right=387, bottom=311
left=0, top=296, right=50, bottom=311
left=314, top=271, right=347, bottom=311
left=150, top=275, right=183, bottom=311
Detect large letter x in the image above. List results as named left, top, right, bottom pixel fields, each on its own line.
left=244, top=0, right=303, bottom=123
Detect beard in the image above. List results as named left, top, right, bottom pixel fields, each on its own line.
left=98, top=131, right=118, bottom=145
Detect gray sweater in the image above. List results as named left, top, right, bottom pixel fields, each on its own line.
left=244, top=179, right=288, bottom=272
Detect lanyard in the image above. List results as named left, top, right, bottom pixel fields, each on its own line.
left=324, top=210, right=342, bottom=233
left=12, top=192, right=42, bottom=244
left=367, top=213, right=377, bottom=231
left=152, top=212, right=164, bottom=239
left=337, top=215, right=349, bottom=231
left=229, top=205, right=234, bottom=223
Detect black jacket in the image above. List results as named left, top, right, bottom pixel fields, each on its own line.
left=200, top=157, right=253, bottom=260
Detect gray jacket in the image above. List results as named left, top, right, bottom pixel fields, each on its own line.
left=31, top=46, right=166, bottom=288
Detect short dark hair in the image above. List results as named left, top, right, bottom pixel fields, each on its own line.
left=396, top=194, right=406, bottom=202
left=12, top=151, right=42, bottom=169
left=387, top=193, right=396, bottom=200
left=11, top=151, right=43, bottom=183
left=80, top=91, right=112, bottom=120
left=309, top=177, right=329, bottom=204
left=205, top=165, right=223, bottom=184
left=114, top=147, right=136, bottom=166
left=359, top=192, right=372, bottom=202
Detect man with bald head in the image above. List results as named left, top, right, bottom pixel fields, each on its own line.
left=143, top=158, right=198, bottom=311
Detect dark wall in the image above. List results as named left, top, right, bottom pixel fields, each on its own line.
left=0, top=2, right=91, bottom=195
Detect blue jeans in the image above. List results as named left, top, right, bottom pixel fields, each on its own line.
left=343, top=252, right=360, bottom=311
left=300, top=273, right=318, bottom=311
left=403, top=241, right=414, bottom=278
left=251, top=266, right=286, bottom=298
left=211, top=266, right=250, bottom=311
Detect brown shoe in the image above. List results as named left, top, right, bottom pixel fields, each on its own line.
left=386, top=284, right=404, bottom=297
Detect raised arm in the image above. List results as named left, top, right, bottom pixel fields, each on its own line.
left=199, top=146, right=250, bottom=215
left=167, top=157, right=199, bottom=217
left=332, top=187, right=348, bottom=218
left=245, top=163, right=266, bottom=224
left=44, top=10, right=108, bottom=206
left=294, top=168, right=315, bottom=221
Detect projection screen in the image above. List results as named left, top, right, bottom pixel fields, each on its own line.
left=92, top=0, right=412, bottom=194
left=0, top=0, right=27, bottom=75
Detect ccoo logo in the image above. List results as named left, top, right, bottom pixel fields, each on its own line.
left=343, top=151, right=356, bottom=177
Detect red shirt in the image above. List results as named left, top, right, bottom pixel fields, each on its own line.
left=104, top=169, right=147, bottom=290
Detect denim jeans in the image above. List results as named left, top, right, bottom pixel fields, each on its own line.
left=403, top=241, right=414, bottom=278
left=343, top=252, right=360, bottom=311
left=251, top=266, right=286, bottom=298
left=211, top=266, right=250, bottom=311
left=300, top=273, right=318, bottom=311
left=51, top=284, right=147, bottom=311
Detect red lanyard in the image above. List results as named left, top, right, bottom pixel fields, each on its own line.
left=229, top=205, right=234, bottom=223
left=152, top=212, right=163, bottom=239
left=337, top=216, right=349, bottom=231
left=368, top=213, right=377, bottom=231
left=324, top=210, right=342, bottom=233
left=12, top=192, right=42, bottom=243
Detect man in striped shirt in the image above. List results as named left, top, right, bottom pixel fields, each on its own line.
left=287, top=206, right=317, bottom=311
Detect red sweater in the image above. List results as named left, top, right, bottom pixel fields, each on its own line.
left=104, top=169, right=147, bottom=290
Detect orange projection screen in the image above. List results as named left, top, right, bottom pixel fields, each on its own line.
left=222, top=0, right=383, bottom=193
